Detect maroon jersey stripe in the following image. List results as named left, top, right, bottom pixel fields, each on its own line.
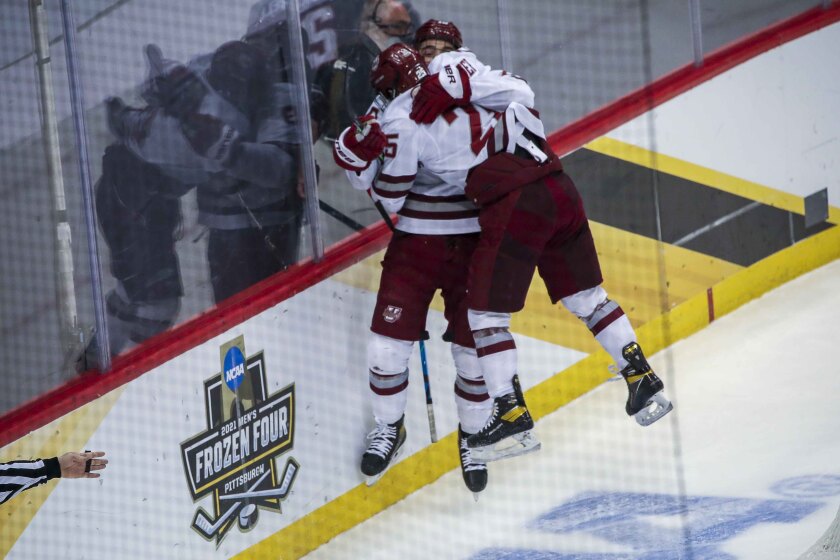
left=378, top=173, right=417, bottom=184
left=455, top=385, right=490, bottom=402
left=399, top=208, right=480, bottom=220
left=589, top=307, right=625, bottom=336
left=476, top=339, right=516, bottom=358
left=370, top=379, right=409, bottom=396
left=373, top=186, right=410, bottom=199
left=406, top=192, right=471, bottom=203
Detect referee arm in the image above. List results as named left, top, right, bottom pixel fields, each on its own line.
left=1, top=451, right=107, bottom=505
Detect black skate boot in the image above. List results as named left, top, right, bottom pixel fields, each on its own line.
left=458, top=426, right=488, bottom=500
left=621, top=342, right=673, bottom=426
left=361, top=415, right=406, bottom=485
left=466, top=375, right=540, bottom=462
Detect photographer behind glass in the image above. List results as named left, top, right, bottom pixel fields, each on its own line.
left=315, top=0, right=420, bottom=141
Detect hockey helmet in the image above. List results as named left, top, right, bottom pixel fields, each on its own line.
left=208, top=40, right=267, bottom=111
left=414, top=19, right=462, bottom=49
left=370, top=44, right=428, bottom=100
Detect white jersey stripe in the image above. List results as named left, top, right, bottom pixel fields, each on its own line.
left=0, top=474, right=46, bottom=487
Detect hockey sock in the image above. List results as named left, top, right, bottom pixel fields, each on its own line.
left=472, top=327, right=517, bottom=398
left=562, top=287, right=636, bottom=370
left=578, top=298, right=636, bottom=370
left=451, top=343, right=492, bottom=433
left=367, top=333, right=413, bottom=424
left=369, top=368, right=409, bottom=425
left=454, top=373, right=492, bottom=434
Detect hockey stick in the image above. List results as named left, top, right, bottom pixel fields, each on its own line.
left=192, top=470, right=270, bottom=538
left=417, top=328, right=437, bottom=443
left=372, top=199, right=438, bottom=443
left=318, top=199, right=367, bottom=231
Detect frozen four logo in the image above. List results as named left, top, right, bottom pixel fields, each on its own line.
left=180, top=336, right=299, bottom=545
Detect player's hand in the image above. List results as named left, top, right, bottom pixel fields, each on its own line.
left=409, top=72, right=470, bottom=124
left=332, top=115, right=387, bottom=171
left=179, top=112, right=241, bottom=165
left=58, top=451, right=108, bottom=479
left=410, top=75, right=454, bottom=124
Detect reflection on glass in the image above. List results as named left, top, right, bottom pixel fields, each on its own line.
left=89, top=0, right=346, bottom=362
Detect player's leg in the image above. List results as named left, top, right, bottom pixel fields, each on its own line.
left=465, top=311, right=540, bottom=461
left=90, top=144, right=184, bottom=364
left=362, top=333, right=412, bottom=484
left=450, top=344, right=490, bottom=497
left=440, top=233, right=492, bottom=493
left=362, top=234, right=440, bottom=484
left=540, top=172, right=673, bottom=426
left=465, top=190, right=551, bottom=461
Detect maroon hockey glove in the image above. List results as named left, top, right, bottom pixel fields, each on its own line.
left=410, top=75, right=454, bottom=124
left=332, top=115, right=387, bottom=171
left=410, top=71, right=472, bottom=124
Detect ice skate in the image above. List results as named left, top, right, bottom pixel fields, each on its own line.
left=361, top=415, right=406, bottom=486
left=621, top=342, right=673, bottom=426
left=458, top=426, right=487, bottom=500
left=466, top=375, right=540, bottom=463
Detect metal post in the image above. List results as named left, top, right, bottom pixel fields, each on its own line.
left=497, top=0, right=514, bottom=72
left=688, top=0, right=704, bottom=67
left=29, top=0, right=86, bottom=371
left=287, top=0, right=324, bottom=262
left=59, top=0, right=111, bottom=370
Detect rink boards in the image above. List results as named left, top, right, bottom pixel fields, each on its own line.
left=1, top=168, right=836, bottom=559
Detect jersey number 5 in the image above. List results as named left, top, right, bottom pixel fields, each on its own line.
left=383, top=133, right=399, bottom=158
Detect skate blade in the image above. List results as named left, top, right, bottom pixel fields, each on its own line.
left=470, top=431, right=541, bottom=463
left=634, top=391, right=673, bottom=426
left=364, top=445, right=405, bottom=486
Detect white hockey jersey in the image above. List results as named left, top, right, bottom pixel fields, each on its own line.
left=345, top=49, right=534, bottom=235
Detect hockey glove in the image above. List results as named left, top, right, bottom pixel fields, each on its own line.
left=332, top=115, right=387, bottom=172
left=409, top=64, right=471, bottom=124
left=179, top=112, right=241, bottom=166
left=154, top=64, right=210, bottom=120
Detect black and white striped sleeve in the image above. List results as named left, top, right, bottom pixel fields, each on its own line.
left=0, top=457, right=61, bottom=505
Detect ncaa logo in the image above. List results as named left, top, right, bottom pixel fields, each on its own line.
left=223, top=346, right=246, bottom=391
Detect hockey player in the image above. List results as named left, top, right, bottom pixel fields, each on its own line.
left=99, top=37, right=304, bottom=358
left=332, top=40, right=535, bottom=493
left=341, top=28, right=673, bottom=465
left=92, top=142, right=190, bottom=356
left=402, top=33, right=674, bottom=460
left=83, top=38, right=303, bottom=369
